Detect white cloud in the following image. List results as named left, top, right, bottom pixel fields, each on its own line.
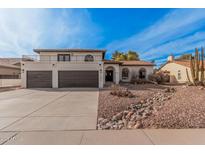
left=106, top=9, right=205, bottom=62
left=142, top=31, right=205, bottom=60
left=0, top=9, right=101, bottom=57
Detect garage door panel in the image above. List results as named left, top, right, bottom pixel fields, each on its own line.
left=58, top=71, right=98, bottom=88
left=27, top=71, right=52, bottom=88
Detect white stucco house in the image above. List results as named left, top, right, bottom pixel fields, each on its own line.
left=21, top=49, right=154, bottom=88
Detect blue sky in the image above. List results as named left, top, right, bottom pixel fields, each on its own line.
left=0, top=8, right=205, bottom=66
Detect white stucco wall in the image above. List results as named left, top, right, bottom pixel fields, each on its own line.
left=0, top=79, right=21, bottom=87
left=21, top=61, right=103, bottom=88
left=39, top=52, right=103, bottom=62
left=119, top=66, right=154, bottom=82
left=103, top=64, right=120, bottom=85
left=103, top=64, right=154, bottom=84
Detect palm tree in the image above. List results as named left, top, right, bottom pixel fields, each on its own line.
left=112, top=50, right=121, bottom=60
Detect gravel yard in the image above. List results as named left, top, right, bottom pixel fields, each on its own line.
left=98, top=84, right=168, bottom=119
left=142, top=86, right=205, bottom=128
left=98, top=84, right=205, bottom=129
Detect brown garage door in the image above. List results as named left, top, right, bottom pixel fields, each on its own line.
left=58, top=71, right=98, bottom=88
left=27, top=71, right=52, bottom=88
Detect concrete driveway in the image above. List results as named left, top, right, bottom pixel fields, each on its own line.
left=0, top=88, right=99, bottom=131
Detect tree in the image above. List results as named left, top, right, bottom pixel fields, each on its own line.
left=127, top=50, right=140, bottom=60
left=112, top=50, right=140, bottom=61
left=112, top=50, right=121, bottom=60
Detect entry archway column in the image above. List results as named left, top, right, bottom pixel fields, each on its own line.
left=115, top=70, right=120, bottom=84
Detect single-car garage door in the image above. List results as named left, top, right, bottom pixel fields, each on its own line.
left=27, top=71, right=52, bottom=88
left=58, top=71, right=98, bottom=88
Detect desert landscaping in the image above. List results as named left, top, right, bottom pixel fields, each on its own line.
left=97, top=83, right=205, bottom=129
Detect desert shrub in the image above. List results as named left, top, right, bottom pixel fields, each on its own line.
left=148, top=72, right=170, bottom=84
left=131, top=75, right=148, bottom=84
left=110, top=84, right=134, bottom=98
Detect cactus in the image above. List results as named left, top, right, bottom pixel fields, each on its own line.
left=201, top=47, right=204, bottom=82
left=190, top=56, right=196, bottom=85
left=186, top=68, right=191, bottom=83
left=194, top=48, right=199, bottom=81
left=187, top=47, right=205, bottom=85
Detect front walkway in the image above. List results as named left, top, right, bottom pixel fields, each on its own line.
left=1, top=129, right=205, bottom=144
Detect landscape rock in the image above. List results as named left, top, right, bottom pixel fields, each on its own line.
left=127, top=121, right=136, bottom=129
left=133, top=121, right=143, bottom=129
left=101, top=119, right=109, bottom=125
left=122, top=119, right=128, bottom=127
left=123, top=110, right=129, bottom=116
left=130, top=114, right=137, bottom=121
left=98, top=86, right=175, bottom=130
left=98, top=118, right=104, bottom=124
left=112, top=112, right=123, bottom=121
left=125, top=111, right=134, bottom=119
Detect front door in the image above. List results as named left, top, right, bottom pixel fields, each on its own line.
left=105, top=70, right=113, bottom=82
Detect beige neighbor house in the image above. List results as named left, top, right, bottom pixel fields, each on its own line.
left=21, top=49, right=154, bottom=88
left=0, top=58, right=21, bottom=79
left=159, top=55, right=205, bottom=83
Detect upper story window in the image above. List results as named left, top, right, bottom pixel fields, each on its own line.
left=58, top=54, right=70, bottom=61
left=84, top=55, right=94, bottom=62
left=122, top=68, right=129, bottom=80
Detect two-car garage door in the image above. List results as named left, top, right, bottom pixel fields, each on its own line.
left=58, top=71, right=98, bottom=88
left=27, top=71, right=98, bottom=88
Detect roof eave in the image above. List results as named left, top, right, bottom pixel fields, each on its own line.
left=121, top=64, right=155, bottom=66
left=33, top=49, right=107, bottom=54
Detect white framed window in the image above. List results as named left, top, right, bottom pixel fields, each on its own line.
left=178, top=70, right=181, bottom=80
left=58, top=54, right=70, bottom=61
left=85, top=55, right=94, bottom=62
left=139, top=68, right=146, bottom=79
left=122, top=68, right=129, bottom=80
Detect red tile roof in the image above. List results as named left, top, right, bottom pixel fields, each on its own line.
left=172, top=60, right=205, bottom=68
left=120, top=60, right=155, bottom=66
left=103, top=60, right=122, bottom=64
left=103, top=60, right=155, bottom=66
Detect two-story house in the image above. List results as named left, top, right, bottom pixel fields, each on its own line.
left=21, top=49, right=154, bottom=88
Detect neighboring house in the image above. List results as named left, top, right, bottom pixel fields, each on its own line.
left=0, top=58, right=21, bottom=79
left=21, top=49, right=154, bottom=88
left=159, top=55, right=205, bottom=83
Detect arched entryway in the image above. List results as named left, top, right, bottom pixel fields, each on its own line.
left=105, top=66, right=115, bottom=82
left=139, top=68, right=146, bottom=79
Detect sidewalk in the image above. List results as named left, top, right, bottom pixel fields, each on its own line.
left=1, top=129, right=205, bottom=145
